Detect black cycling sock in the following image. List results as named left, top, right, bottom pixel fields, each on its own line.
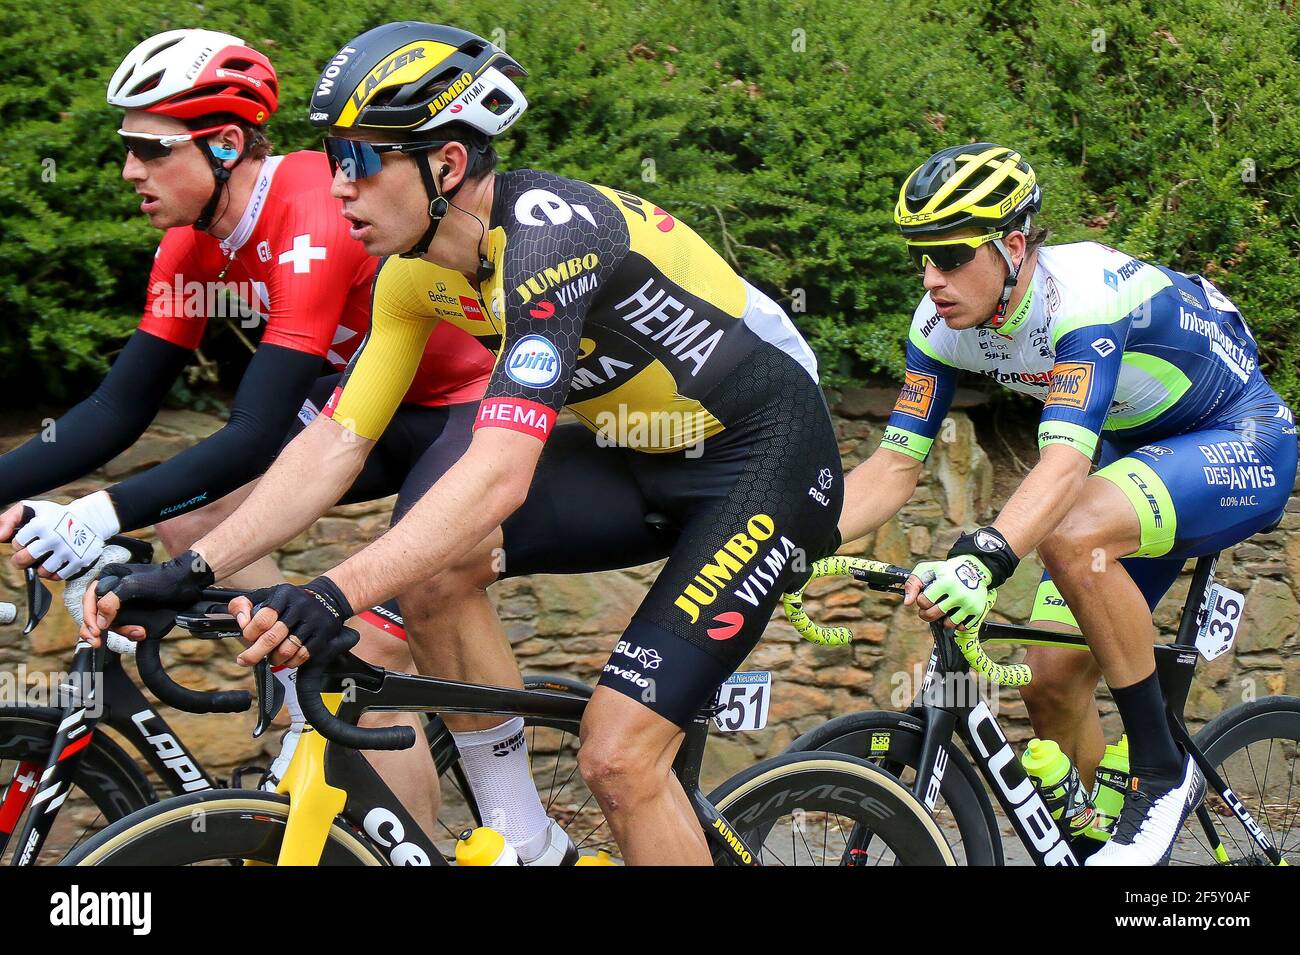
left=1111, top=670, right=1183, bottom=776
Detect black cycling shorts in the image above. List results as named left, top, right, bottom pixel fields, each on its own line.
left=500, top=347, right=843, bottom=727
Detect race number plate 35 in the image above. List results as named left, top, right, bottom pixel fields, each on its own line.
left=1195, top=583, right=1246, bottom=662
left=713, top=671, right=772, bottom=732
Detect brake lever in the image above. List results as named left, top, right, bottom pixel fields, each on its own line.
left=23, top=567, right=51, bottom=635
left=252, top=658, right=283, bottom=738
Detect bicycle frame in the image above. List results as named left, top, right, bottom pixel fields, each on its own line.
left=1, top=641, right=216, bottom=866
left=906, top=552, right=1287, bottom=866
left=268, top=665, right=761, bottom=866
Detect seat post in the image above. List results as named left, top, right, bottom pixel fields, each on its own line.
left=672, top=716, right=713, bottom=792
left=1170, top=553, right=1220, bottom=649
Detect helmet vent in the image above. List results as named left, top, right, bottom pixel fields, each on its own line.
left=482, top=91, right=514, bottom=116
left=367, top=86, right=402, bottom=109
left=409, top=66, right=468, bottom=106
left=130, top=69, right=166, bottom=97
left=145, top=35, right=184, bottom=59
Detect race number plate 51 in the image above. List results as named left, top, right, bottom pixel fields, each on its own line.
left=1195, top=583, right=1246, bottom=661
left=713, top=671, right=772, bottom=732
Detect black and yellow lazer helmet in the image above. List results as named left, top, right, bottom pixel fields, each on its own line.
left=309, top=22, right=527, bottom=139
left=894, top=143, right=1041, bottom=239
left=310, top=22, right=527, bottom=260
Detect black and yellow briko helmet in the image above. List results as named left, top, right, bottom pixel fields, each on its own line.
left=894, top=143, right=1041, bottom=239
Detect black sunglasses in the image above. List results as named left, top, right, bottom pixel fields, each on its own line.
left=906, top=231, right=1005, bottom=273
left=324, top=137, right=448, bottom=181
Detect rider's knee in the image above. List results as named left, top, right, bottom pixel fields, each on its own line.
left=577, top=739, right=638, bottom=803
left=1020, top=665, right=1093, bottom=713
left=578, top=729, right=663, bottom=807
left=154, top=511, right=206, bottom=555
left=404, top=545, right=499, bottom=613
left=1039, top=507, right=1118, bottom=581
left=1019, top=648, right=1098, bottom=712
left=354, top=627, right=415, bottom=672
left=358, top=708, right=408, bottom=729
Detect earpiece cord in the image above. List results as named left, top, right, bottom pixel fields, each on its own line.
left=194, top=137, right=238, bottom=234
left=402, top=150, right=495, bottom=279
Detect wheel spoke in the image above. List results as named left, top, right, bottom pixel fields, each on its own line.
left=1243, top=743, right=1274, bottom=845
left=1278, top=752, right=1298, bottom=855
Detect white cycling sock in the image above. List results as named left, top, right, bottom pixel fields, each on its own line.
left=272, top=666, right=304, bottom=725
left=450, top=717, right=551, bottom=859
left=264, top=667, right=305, bottom=789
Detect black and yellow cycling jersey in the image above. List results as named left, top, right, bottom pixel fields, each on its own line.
left=323, top=169, right=819, bottom=451
left=324, top=168, right=839, bottom=726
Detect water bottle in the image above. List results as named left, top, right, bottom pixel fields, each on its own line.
left=574, top=849, right=618, bottom=866
left=1090, top=734, right=1130, bottom=840
left=455, top=827, right=519, bottom=866
left=1020, top=738, right=1097, bottom=840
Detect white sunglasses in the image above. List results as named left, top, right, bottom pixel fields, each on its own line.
left=118, top=124, right=230, bottom=160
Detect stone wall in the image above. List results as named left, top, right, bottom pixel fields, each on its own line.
left=2, top=396, right=1298, bottom=793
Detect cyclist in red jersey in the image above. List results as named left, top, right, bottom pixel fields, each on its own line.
left=0, top=29, right=523, bottom=843
left=139, top=150, right=490, bottom=410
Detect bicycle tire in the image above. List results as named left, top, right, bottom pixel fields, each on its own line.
left=61, top=790, right=388, bottom=865
left=708, top=751, right=956, bottom=865
left=1176, top=694, right=1300, bottom=865
left=0, top=705, right=157, bottom=863
left=784, top=709, right=1002, bottom=865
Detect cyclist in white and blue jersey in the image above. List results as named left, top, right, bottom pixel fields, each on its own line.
left=838, top=143, right=1297, bottom=865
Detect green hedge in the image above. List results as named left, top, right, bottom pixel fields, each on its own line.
left=2, top=0, right=1297, bottom=402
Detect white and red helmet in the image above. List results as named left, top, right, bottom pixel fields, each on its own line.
left=107, top=29, right=279, bottom=125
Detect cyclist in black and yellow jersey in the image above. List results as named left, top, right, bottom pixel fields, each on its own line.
left=85, top=21, right=842, bottom=865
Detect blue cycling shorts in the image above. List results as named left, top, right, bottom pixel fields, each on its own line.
left=1031, top=384, right=1297, bottom=627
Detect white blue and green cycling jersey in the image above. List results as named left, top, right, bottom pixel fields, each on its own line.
left=883, top=241, right=1297, bottom=622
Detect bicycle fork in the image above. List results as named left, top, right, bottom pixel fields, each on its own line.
left=4, top=643, right=103, bottom=866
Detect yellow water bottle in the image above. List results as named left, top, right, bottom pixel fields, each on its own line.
left=455, top=827, right=519, bottom=866
left=1091, top=734, right=1129, bottom=840
left=574, top=849, right=618, bottom=866
left=1020, top=738, right=1096, bottom=839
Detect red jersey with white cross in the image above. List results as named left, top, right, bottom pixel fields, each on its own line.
left=139, top=150, right=492, bottom=407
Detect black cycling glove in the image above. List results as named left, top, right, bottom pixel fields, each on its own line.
left=249, top=575, right=354, bottom=660
left=98, top=549, right=216, bottom=607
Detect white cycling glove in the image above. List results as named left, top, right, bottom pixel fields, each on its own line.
left=14, top=491, right=121, bottom=579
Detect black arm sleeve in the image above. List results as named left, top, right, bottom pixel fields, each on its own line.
left=0, top=330, right=190, bottom=507
left=107, top=343, right=325, bottom=530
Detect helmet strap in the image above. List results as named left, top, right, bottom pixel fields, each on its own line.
left=401, top=151, right=462, bottom=259
left=194, top=139, right=236, bottom=233
left=984, top=220, right=1031, bottom=331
